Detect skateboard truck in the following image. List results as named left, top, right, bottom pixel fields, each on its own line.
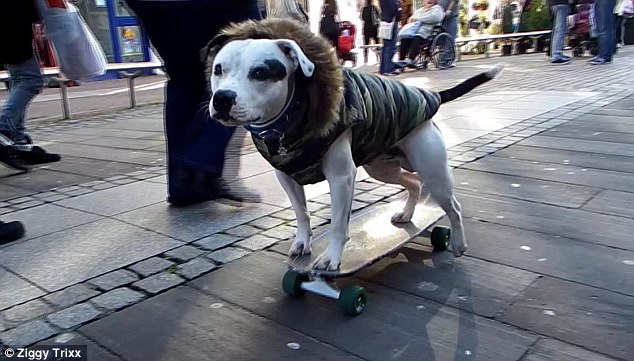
left=282, top=272, right=368, bottom=316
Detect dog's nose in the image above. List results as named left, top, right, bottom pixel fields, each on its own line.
left=213, top=90, right=237, bottom=114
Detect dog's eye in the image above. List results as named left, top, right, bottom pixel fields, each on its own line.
left=214, top=64, right=222, bottom=76
left=250, top=67, right=270, bottom=81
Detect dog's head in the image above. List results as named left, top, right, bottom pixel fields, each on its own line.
left=202, top=19, right=343, bottom=137
left=208, top=38, right=314, bottom=126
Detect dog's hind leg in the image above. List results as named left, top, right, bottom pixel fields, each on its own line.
left=275, top=170, right=312, bottom=256
left=401, top=122, right=467, bottom=257
left=363, top=159, right=421, bottom=223
left=314, top=130, right=356, bottom=271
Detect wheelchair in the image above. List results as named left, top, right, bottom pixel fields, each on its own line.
left=396, top=25, right=456, bottom=71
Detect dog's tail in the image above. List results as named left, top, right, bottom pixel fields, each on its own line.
left=437, top=63, right=505, bottom=104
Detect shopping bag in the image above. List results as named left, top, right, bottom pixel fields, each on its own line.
left=35, top=0, right=107, bottom=80
left=378, top=19, right=395, bottom=40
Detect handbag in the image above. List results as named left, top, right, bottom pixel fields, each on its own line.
left=378, top=17, right=396, bottom=40
left=35, top=0, right=107, bottom=80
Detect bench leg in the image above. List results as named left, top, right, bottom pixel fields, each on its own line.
left=128, top=77, right=136, bottom=108
left=59, top=82, right=70, bottom=120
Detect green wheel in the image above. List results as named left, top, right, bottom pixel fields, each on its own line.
left=430, top=226, right=451, bottom=252
left=339, top=285, right=367, bottom=316
left=282, top=271, right=308, bottom=297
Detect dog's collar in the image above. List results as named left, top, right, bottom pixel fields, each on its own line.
left=244, top=81, right=296, bottom=141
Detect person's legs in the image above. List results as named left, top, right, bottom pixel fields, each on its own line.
left=445, top=16, right=458, bottom=39
left=550, top=4, right=570, bottom=61
left=363, top=30, right=371, bottom=63
left=380, top=21, right=399, bottom=74
left=399, top=38, right=412, bottom=60
left=615, top=14, right=624, bottom=46
left=593, top=0, right=617, bottom=62
left=408, top=36, right=425, bottom=59
left=126, top=0, right=260, bottom=203
left=0, top=54, right=42, bottom=143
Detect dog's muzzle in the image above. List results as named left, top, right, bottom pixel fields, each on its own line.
left=212, top=89, right=237, bottom=114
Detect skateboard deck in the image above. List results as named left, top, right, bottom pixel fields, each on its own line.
left=287, top=197, right=446, bottom=278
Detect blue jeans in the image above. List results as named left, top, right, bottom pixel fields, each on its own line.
left=380, top=21, right=399, bottom=74
left=0, top=53, right=43, bottom=143
left=444, top=16, right=458, bottom=40
left=550, top=4, right=569, bottom=58
left=126, top=0, right=260, bottom=196
left=594, top=0, right=617, bottom=60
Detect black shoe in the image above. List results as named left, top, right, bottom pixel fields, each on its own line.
left=0, top=220, right=26, bottom=244
left=167, top=177, right=260, bottom=207
left=0, top=144, right=31, bottom=172
left=17, top=145, right=62, bottom=165
left=551, top=56, right=572, bottom=64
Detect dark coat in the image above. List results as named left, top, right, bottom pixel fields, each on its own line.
left=0, top=0, right=40, bottom=64
left=379, top=0, right=399, bottom=21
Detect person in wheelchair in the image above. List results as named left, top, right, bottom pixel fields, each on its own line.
left=395, top=0, right=444, bottom=69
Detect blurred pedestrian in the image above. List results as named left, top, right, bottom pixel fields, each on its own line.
left=614, top=0, right=633, bottom=48
left=548, top=0, right=572, bottom=64
left=320, top=0, right=340, bottom=49
left=125, top=0, right=262, bottom=206
left=269, top=0, right=309, bottom=24
left=0, top=0, right=62, bottom=172
left=361, top=0, right=381, bottom=63
left=590, top=0, right=617, bottom=64
left=379, top=0, right=401, bottom=75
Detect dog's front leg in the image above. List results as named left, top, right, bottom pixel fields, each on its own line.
left=314, top=130, right=356, bottom=271
left=275, top=169, right=312, bottom=256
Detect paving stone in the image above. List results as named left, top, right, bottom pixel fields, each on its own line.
left=47, top=303, right=101, bottom=330
left=39, top=194, right=70, bottom=202
left=235, top=234, right=279, bottom=251
left=500, top=277, right=634, bottom=360
left=0, top=218, right=182, bottom=292
left=248, top=216, right=286, bottom=230
left=88, top=270, right=140, bottom=291
left=260, top=225, right=296, bottom=240
left=36, top=333, right=123, bottom=361
left=12, top=200, right=46, bottom=210
left=355, top=182, right=380, bottom=191
left=0, top=320, right=57, bottom=347
left=176, top=257, right=218, bottom=280
left=521, top=135, right=634, bottom=157
left=91, top=183, right=117, bottom=190
left=0, top=269, right=44, bottom=311
left=270, top=208, right=296, bottom=220
left=80, top=286, right=362, bottom=361
left=163, top=246, right=204, bottom=263
left=207, top=247, right=250, bottom=264
left=194, top=234, right=240, bottom=251
left=129, top=257, right=175, bottom=277
left=2, top=299, right=53, bottom=324
left=90, top=288, right=145, bottom=311
left=306, top=201, right=325, bottom=212
left=132, top=273, right=184, bottom=295
left=225, top=224, right=261, bottom=238
left=523, top=338, right=617, bottom=361
left=44, top=284, right=101, bottom=309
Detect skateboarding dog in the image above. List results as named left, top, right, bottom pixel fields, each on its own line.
left=204, top=19, right=503, bottom=271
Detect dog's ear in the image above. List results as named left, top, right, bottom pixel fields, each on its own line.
left=275, top=39, right=315, bottom=78
left=200, top=33, right=230, bottom=65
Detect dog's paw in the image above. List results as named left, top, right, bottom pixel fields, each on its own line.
left=391, top=211, right=413, bottom=224
left=313, top=250, right=341, bottom=271
left=288, top=238, right=312, bottom=257
left=450, top=242, right=468, bottom=257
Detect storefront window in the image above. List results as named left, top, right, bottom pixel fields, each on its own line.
left=115, top=0, right=134, bottom=16
left=72, top=0, right=115, bottom=62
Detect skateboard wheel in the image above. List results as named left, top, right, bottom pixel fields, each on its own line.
left=431, top=226, right=451, bottom=252
left=339, top=285, right=367, bottom=316
left=282, top=271, right=308, bottom=297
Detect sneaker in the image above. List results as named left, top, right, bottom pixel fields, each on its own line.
left=588, top=57, right=611, bottom=65
left=0, top=220, right=26, bottom=244
left=0, top=144, right=31, bottom=172
left=168, top=177, right=260, bottom=207
left=16, top=145, right=62, bottom=165
left=551, top=56, right=572, bottom=64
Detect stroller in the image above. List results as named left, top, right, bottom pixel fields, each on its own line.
left=568, top=0, right=598, bottom=57
left=337, top=21, right=358, bottom=66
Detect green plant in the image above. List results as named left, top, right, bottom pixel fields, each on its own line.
left=520, top=0, right=550, bottom=31
left=459, top=0, right=469, bottom=37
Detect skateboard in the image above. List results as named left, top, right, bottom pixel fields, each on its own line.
left=281, top=197, right=451, bottom=316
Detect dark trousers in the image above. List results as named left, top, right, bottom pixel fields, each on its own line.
left=399, top=36, right=427, bottom=60
left=126, top=0, right=260, bottom=197
left=363, top=26, right=379, bottom=62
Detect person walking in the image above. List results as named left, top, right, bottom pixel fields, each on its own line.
left=548, top=0, right=572, bottom=64
left=614, top=0, right=633, bottom=48
left=125, top=0, right=262, bottom=206
left=320, top=0, right=341, bottom=49
left=361, top=0, right=381, bottom=63
left=0, top=0, right=61, bottom=172
left=379, top=0, right=401, bottom=75
left=590, top=0, right=618, bottom=64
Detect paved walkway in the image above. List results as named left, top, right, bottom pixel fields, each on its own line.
left=0, top=48, right=633, bottom=360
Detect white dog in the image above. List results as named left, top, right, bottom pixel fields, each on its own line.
left=204, top=19, right=503, bottom=271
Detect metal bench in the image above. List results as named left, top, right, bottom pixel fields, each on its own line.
left=0, top=61, right=164, bottom=120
